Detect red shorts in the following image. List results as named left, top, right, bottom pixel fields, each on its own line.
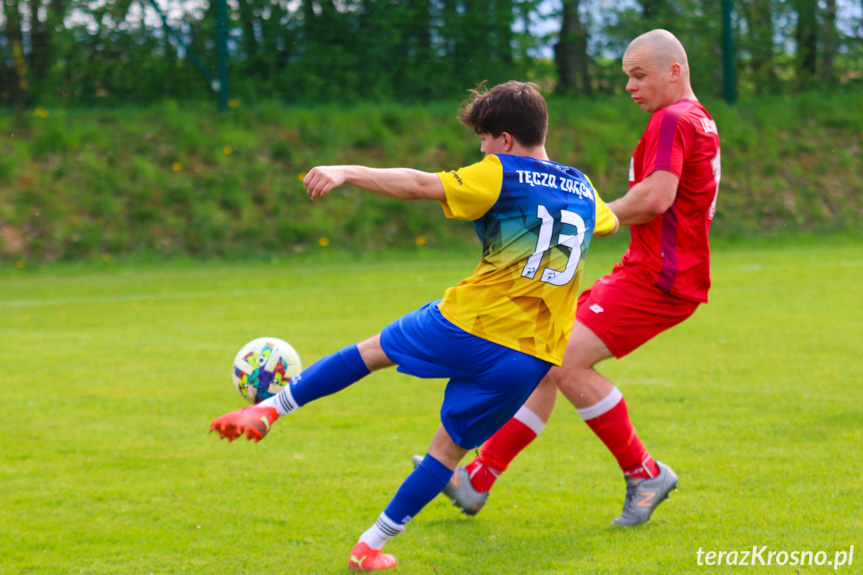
left=575, top=265, right=700, bottom=358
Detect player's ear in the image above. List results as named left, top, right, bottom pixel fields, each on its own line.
left=501, top=131, right=514, bottom=152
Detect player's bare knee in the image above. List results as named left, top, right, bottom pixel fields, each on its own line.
left=553, top=366, right=591, bottom=397
left=543, top=366, right=562, bottom=389
left=357, top=334, right=395, bottom=371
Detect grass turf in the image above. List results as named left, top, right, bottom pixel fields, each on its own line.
left=1, top=237, right=861, bottom=574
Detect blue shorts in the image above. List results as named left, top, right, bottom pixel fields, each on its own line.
left=380, top=301, right=552, bottom=449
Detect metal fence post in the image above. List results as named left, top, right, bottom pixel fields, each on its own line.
left=721, top=0, right=737, bottom=104
left=216, top=0, right=229, bottom=112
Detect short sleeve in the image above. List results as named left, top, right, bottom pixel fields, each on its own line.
left=583, top=175, right=616, bottom=236
left=593, top=192, right=617, bottom=236
left=437, top=155, right=503, bottom=221
left=641, top=107, right=691, bottom=179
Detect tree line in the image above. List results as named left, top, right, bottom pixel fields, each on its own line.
left=1, top=0, right=861, bottom=108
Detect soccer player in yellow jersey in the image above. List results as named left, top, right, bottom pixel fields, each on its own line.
left=210, top=81, right=618, bottom=571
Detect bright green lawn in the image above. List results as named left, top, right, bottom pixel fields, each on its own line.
left=2, top=238, right=861, bottom=574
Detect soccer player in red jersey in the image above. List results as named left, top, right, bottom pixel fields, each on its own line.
left=442, top=29, right=721, bottom=526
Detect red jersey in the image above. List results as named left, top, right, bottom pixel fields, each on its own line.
left=621, top=98, right=720, bottom=302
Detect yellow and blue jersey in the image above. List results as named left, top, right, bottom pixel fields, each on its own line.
left=437, top=154, right=616, bottom=365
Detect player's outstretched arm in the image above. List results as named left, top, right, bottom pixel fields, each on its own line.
left=607, top=169, right=679, bottom=226
left=303, top=165, right=445, bottom=202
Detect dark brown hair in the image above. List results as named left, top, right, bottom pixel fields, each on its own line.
left=458, top=81, right=548, bottom=148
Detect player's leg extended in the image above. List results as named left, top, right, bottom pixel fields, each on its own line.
left=350, top=425, right=465, bottom=572
left=210, top=334, right=393, bottom=442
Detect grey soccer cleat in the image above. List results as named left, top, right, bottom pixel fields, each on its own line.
left=612, top=461, right=678, bottom=526
left=411, top=455, right=489, bottom=516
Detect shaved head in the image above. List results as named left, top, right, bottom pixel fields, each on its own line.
left=621, top=29, right=695, bottom=113
left=625, top=29, right=689, bottom=76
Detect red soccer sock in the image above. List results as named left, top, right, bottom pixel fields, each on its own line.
left=466, top=412, right=543, bottom=492
left=464, top=457, right=502, bottom=493
left=581, top=391, right=659, bottom=479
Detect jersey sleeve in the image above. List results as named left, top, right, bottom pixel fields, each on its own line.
left=593, top=192, right=617, bottom=236
left=641, top=108, right=693, bottom=179
left=437, top=155, right=503, bottom=221
left=583, top=175, right=616, bottom=236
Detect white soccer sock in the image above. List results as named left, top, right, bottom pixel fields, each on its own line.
left=257, top=385, right=299, bottom=416
left=513, top=405, right=547, bottom=435
left=575, top=386, right=624, bottom=421
left=358, top=512, right=405, bottom=551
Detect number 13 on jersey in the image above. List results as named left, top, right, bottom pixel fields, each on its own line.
left=521, top=205, right=587, bottom=286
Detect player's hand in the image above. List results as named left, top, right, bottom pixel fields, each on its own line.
left=303, top=166, right=347, bottom=200
left=209, top=405, right=280, bottom=443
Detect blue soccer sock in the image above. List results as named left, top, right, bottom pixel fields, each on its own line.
left=357, top=454, right=454, bottom=550
left=259, top=344, right=371, bottom=415
left=384, top=453, right=454, bottom=524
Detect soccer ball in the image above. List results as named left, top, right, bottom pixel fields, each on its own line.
left=232, top=337, right=302, bottom=404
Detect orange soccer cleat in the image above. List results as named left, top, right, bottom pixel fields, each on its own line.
left=209, top=404, right=280, bottom=443
left=347, top=542, right=397, bottom=572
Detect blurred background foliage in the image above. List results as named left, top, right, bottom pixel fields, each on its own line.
left=0, top=1, right=861, bottom=263
left=1, top=0, right=861, bottom=108
left=1, top=94, right=860, bottom=263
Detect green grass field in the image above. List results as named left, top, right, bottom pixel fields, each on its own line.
left=2, top=237, right=861, bottom=574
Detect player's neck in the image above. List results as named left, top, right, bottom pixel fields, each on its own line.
left=679, top=89, right=698, bottom=103
left=656, top=92, right=698, bottom=112
left=507, top=144, right=549, bottom=161
left=674, top=85, right=698, bottom=105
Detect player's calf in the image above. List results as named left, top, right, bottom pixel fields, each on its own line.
left=411, top=455, right=489, bottom=516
